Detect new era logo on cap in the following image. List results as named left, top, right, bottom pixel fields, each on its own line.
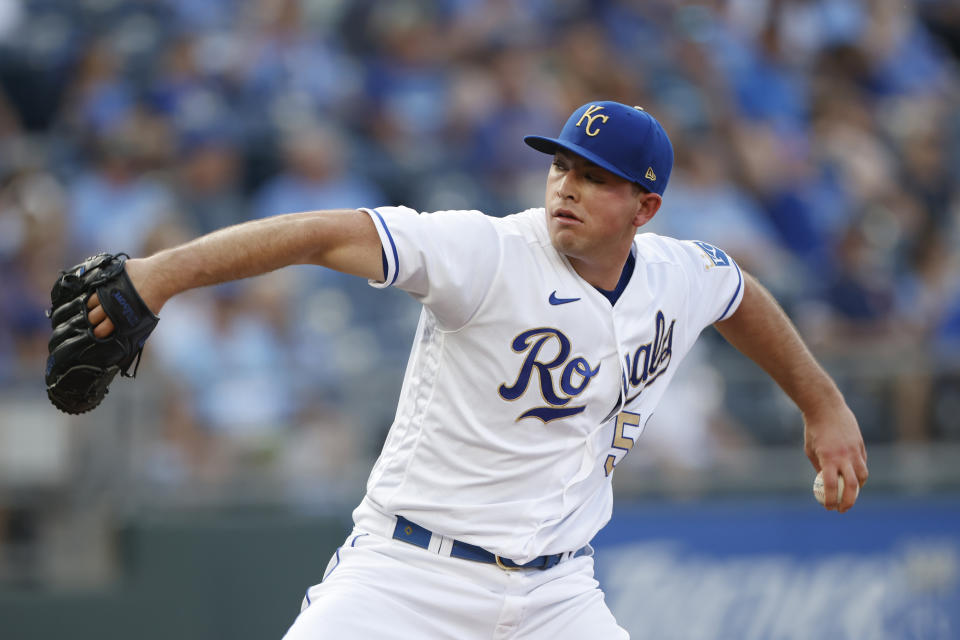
left=524, top=101, right=674, bottom=196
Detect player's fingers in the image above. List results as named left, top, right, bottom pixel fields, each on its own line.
left=86, top=292, right=116, bottom=337
left=838, top=463, right=859, bottom=513
left=859, top=443, right=868, bottom=486
left=855, top=454, right=869, bottom=490
left=88, top=303, right=107, bottom=326
left=805, top=445, right=821, bottom=473
left=821, top=466, right=840, bottom=511
left=93, top=317, right=115, bottom=338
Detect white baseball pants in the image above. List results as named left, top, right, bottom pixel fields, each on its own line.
left=282, top=526, right=629, bottom=639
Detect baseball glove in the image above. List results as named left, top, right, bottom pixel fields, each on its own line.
left=45, top=253, right=159, bottom=414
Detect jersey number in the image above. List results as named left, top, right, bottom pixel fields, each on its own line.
left=604, top=410, right=642, bottom=476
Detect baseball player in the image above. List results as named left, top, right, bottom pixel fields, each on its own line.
left=85, top=101, right=868, bottom=638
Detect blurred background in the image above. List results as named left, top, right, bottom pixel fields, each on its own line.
left=0, top=0, right=958, bottom=638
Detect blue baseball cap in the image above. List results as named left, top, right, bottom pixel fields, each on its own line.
left=524, top=101, right=674, bottom=196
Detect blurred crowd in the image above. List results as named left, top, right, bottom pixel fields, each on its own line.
left=1, top=0, right=959, bottom=524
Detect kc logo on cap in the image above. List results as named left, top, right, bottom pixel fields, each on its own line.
left=575, top=105, right=610, bottom=137
left=523, top=100, right=674, bottom=196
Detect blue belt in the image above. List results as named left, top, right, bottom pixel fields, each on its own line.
left=392, top=515, right=587, bottom=570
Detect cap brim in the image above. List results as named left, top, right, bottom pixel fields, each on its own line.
left=523, top=135, right=636, bottom=183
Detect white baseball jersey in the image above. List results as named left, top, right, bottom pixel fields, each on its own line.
left=354, top=205, right=744, bottom=563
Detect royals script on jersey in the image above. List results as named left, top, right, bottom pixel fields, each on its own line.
left=353, top=206, right=744, bottom=563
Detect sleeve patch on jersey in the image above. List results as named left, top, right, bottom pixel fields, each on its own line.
left=693, top=241, right=730, bottom=267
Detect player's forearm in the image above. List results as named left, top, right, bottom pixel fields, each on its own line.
left=714, top=273, right=845, bottom=419
left=129, top=209, right=382, bottom=312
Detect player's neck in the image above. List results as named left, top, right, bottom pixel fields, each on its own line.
left=567, top=250, right=632, bottom=290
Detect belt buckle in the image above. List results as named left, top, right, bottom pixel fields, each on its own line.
left=494, top=555, right=521, bottom=571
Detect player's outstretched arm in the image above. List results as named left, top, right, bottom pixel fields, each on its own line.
left=713, top=272, right=868, bottom=512
left=87, top=209, right=384, bottom=336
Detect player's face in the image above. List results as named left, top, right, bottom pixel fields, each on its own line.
left=544, top=151, right=660, bottom=271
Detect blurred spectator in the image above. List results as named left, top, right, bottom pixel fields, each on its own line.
left=920, top=0, right=960, bottom=60
left=148, top=35, right=242, bottom=144
left=463, top=47, right=565, bottom=213
left=238, top=0, right=360, bottom=135
left=148, top=273, right=300, bottom=480
left=644, top=134, right=793, bottom=284
left=252, top=124, right=385, bottom=217
left=174, top=132, right=247, bottom=234
left=64, top=125, right=176, bottom=258
left=860, top=0, right=953, bottom=97
left=0, top=169, right=70, bottom=383
left=59, top=39, right=137, bottom=139
left=361, top=2, right=449, bottom=141
left=824, top=219, right=898, bottom=337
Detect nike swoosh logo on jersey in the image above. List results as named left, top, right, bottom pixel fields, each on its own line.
left=548, top=291, right=581, bottom=305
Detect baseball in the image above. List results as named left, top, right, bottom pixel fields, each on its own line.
left=813, top=470, right=858, bottom=506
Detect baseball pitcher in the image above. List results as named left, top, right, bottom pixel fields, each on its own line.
left=49, top=101, right=868, bottom=638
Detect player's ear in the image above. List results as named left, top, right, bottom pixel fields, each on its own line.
left=632, top=192, right=661, bottom=228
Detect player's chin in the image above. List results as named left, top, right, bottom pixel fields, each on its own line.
left=548, top=228, right=581, bottom=255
